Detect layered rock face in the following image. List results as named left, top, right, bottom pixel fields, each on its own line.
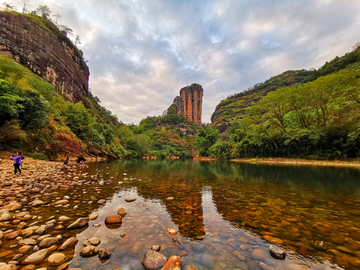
left=0, top=12, right=90, bottom=107
left=171, top=83, right=203, bottom=124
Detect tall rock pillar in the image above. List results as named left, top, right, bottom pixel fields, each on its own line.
left=171, top=83, right=203, bottom=125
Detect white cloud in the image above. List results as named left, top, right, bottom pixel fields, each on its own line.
left=5, top=0, right=360, bottom=124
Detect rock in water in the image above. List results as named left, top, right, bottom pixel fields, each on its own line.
left=269, top=245, right=286, bottom=260
left=67, top=217, right=89, bottom=229
left=80, top=245, right=99, bottom=257
left=84, top=237, right=100, bottom=246
left=125, top=197, right=136, bottom=202
left=105, top=215, right=122, bottom=224
left=22, top=249, right=49, bottom=264
left=59, top=237, right=78, bottom=251
left=39, top=237, right=58, bottom=248
left=117, top=208, right=127, bottom=216
left=142, top=250, right=167, bottom=270
left=2, top=202, right=22, bottom=211
left=161, top=256, right=181, bottom=270
left=98, top=248, right=111, bottom=259
left=0, top=210, right=12, bottom=221
left=47, top=252, right=67, bottom=266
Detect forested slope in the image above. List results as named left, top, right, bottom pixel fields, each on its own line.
left=205, top=45, right=360, bottom=160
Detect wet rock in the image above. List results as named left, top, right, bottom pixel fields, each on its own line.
left=17, top=222, right=27, bottom=230
left=263, top=235, right=283, bottom=245
left=55, top=225, right=64, bottom=230
left=47, top=252, right=67, bottom=266
left=5, top=231, right=19, bottom=240
left=166, top=197, right=174, bottom=201
left=117, top=208, right=127, bottom=216
left=142, top=250, right=167, bottom=270
left=97, top=199, right=106, bottom=204
left=18, top=245, right=32, bottom=254
left=218, top=230, right=231, bottom=239
left=2, top=202, right=21, bottom=211
left=59, top=237, right=78, bottom=250
left=34, top=225, right=47, bottom=235
left=125, top=197, right=136, bottom=202
left=21, top=228, right=35, bottom=238
left=269, top=245, right=286, bottom=260
left=55, top=199, right=69, bottom=205
left=22, top=248, right=48, bottom=264
left=39, top=237, right=58, bottom=248
left=201, top=253, right=216, bottom=268
left=67, top=217, right=89, bottom=229
left=0, top=265, right=17, bottom=270
left=151, top=245, right=161, bottom=251
left=80, top=245, right=99, bottom=257
left=32, top=200, right=44, bottom=207
left=84, top=237, right=100, bottom=246
left=105, top=215, right=122, bottom=224
left=19, top=239, right=37, bottom=246
left=89, top=214, right=98, bottom=220
left=161, top=256, right=181, bottom=270
left=58, top=216, right=71, bottom=221
left=251, top=249, right=267, bottom=261
left=166, top=228, right=176, bottom=236
left=0, top=209, right=11, bottom=221
left=98, top=248, right=111, bottom=259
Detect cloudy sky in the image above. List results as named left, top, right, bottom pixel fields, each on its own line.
left=7, top=0, right=360, bottom=124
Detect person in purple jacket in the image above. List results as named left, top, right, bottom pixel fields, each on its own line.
left=10, top=152, right=22, bottom=175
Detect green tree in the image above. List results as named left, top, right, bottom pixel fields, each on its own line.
left=36, top=5, right=51, bottom=19
left=196, top=127, right=220, bottom=156
left=18, top=89, right=48, bottom=129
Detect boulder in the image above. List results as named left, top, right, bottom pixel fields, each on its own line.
left=80, top=245, right=99, bottom=257
left=67, top=217, right=89, bottom=229
left=39, top=237, right=58, bottom=248
left=59, top=237, right=78, bottom=250
left=0, top=210, right=11, bottom=221
left=22, top=249, right=48, bottom=264
left=105, top=215, right=122, bottom=224
left=98, top=248, right=111, bottom=259
left=142, top=250, right=167, bottom=270
left=2, top=202, right=21, bottom=211
left=125, top=197, right=136, bottom=202
left=84, top=237, right=100, bottom=246
left=269, top=245, right=286, bottom=260
left=47, top=252, right=67, bottom=266
left=117, top=208, right=127, bottom=216
left=161, top=256, right=181, bottom=270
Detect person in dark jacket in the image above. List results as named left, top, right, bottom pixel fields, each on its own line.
left=64, top=156, right=69, bottom=165
left=10, top=152, right=22, bottom=175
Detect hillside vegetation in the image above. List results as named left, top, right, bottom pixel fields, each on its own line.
left=204, top=45, right=360, bottom=160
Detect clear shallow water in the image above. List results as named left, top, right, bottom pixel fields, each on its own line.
left=2, top=159, right=360, bottom=269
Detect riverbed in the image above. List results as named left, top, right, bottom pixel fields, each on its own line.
left=1, top=158, right=360, bottom=269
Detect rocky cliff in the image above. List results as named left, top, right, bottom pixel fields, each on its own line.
left=171, top=83, right=203, bottom=125
left=0, top=11, right=90, bottom=107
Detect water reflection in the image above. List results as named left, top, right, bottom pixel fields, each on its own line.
left=2, top=159, right=359, bottom=269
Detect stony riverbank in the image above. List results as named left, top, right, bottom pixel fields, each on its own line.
left=0, top=153, right=185, bottom=270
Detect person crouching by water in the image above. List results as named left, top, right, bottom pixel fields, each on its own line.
left=10, top=152, right=22, bottom=175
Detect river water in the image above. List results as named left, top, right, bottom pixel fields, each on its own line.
left=2, top=159, right=360, bottom=269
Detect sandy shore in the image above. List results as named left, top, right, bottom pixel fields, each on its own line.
left=230, top=157, right=360, bottom=168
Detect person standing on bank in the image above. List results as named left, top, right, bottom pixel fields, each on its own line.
left=10, top=152, right=22, bottom=175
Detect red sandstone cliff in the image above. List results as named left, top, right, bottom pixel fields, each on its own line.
left=171, top=83, right=203, bottom=125
left=0, top=11, right=90, bottom=107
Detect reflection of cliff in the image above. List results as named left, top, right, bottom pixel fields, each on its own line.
left=132, top=168, right=205, bottom=238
